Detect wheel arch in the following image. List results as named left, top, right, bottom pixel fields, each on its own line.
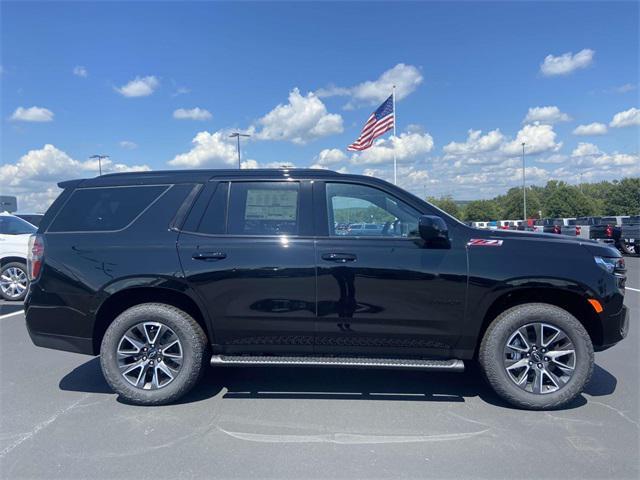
left=474, top=287, right=603, bottom=357
left=1, top=256, right=27, bottom=267
left=93, top=286, right=212, bottom=354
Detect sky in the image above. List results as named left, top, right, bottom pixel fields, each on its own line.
left=1, top=0, right=639, bottom=212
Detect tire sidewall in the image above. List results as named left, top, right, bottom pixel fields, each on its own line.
left=100, top=304, right=205, bottom=405
left=480, top=304, right=594, bottom=409
left=0, top=262, right=29, bottom=301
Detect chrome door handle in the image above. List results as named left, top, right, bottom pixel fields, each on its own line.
left=321, top=253, right=357, bottom=263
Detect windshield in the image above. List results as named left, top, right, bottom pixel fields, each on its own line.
left=0, top=215, right=37, bottom=235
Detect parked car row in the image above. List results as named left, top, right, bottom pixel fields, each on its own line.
left=469, top=215, right=639, bottom=255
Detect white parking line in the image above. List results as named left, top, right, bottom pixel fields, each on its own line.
left=0, top=310, right=24, bottom=320
left=626, top=287, right=640, bottom=293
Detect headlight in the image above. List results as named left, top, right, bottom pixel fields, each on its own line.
left=594, top=256, right=625, bottom=274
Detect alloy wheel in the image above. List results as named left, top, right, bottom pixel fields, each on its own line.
left=0, top=266, right=28, bottom=300
left=503, top=322, right=576, bottom=394
left=116, top=322, right=183, bottom=390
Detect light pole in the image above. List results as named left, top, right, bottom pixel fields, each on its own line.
left=229, top=132, right=251, bottom=169
left=521, top=142, right=527, bottom=222
left=90, top=154, right=109, bottom=176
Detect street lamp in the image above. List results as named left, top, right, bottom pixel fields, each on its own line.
left=521, top=142, right=527, bottom=222
left=90, top=154, right=109, bottom=176
left=229, top=132, right=251, bottom=169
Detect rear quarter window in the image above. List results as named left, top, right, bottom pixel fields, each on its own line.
left=48, top=185, right=168, bottom=232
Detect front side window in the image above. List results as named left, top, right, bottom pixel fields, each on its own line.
left=0, top=216, right=37, bottom=235
left=326, top=183, right=420, bottom=237
left=227, top=182, right=299, bottom=236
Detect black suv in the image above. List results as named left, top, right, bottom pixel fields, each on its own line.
left=25, top=169, right=629, bottom=409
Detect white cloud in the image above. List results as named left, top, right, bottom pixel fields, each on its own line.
left=572, top=122, right=608, bottom=136
left=254, top=88, right=343, bottom=144
left=10, top=106, right=54, bottom=122
left=611, top=83, right=637, bottom=94
left=240, top=159, right=260, bottom=169
left=569, top=143, right=639, bottom=171
left=443, top=129, right=504, bottom=155
left=537, top=153, right=569, bottom=164
left=115, top=75, right=159, bottom=97
left=73, top=66, right=88, bottom=77
left=443, top=124, right=561, bottom=163
left=351, top=131, right=434, bottom=166
left=0, top=145, right=150, bottom=211
left=172, top=87, right=190, bottom=97
left=317, top=63, right=423, bottom=108
left=609, top=107, right=640, bottom=128
left=168, top=130, right=240, bottom=167
left=523, top=106, right=571, bottom=124
left=173, top=107, right=212, bottom=121
left=540, top=49, right=595, bottom=76
left=571, top=142, right=602, bottom=157
left=312, top=148, right=348, bottom=167
left=119, top=140, right=138, bottom=149
left=502, top=123, right=562, bottom=155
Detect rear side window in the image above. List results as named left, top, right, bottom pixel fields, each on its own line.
left=227, top=182, right=299, bottom=235
left=49, top=185, right=167, bottom=232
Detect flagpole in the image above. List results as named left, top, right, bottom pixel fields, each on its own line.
left=392, top=85, right=397, bottom=185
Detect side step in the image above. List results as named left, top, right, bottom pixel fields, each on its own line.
left=210, top=355, right=464, bottom=372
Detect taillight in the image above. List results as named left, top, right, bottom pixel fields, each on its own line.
left=27, top=234, right=44, bottom=281
left=575, top=226, right=581, bottom=236
left=606, top=225, right=613, bottom=238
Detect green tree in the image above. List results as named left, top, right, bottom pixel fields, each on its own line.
left=427, top=195, right=461, bottom=219
left=496, top=187, right=542, bottom=219
left=463, top=199, right=501, bottom=221
left=580, top=181, right=614, bottom=216
left=603, top=178, right=640, bottom=215
left=542, top=181, right=596, bottom=217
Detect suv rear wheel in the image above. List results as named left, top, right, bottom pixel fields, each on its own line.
left=100, top=303, right=208, bottom=405
left=479, top=303, right=594, bottom=410
left=0, top=262, right=29, bottom=301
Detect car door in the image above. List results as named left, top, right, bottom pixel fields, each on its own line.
left=177, top=179, right=316, bottom=354
left=314, top=180, right=467, bottom=357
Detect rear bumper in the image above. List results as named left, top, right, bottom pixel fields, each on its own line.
left=24, top=287, right=97, bottom=356
left=26, top=329, right=95, bottom=355
left=595, top=304, right=629, bottom=352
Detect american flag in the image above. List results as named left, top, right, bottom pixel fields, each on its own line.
left=347, top=94, right=394, bottom=151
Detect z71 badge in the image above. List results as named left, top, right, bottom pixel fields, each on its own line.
left=467, top=239, right=504, bottom=247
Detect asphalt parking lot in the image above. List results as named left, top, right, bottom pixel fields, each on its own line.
left=1, top=258, right=638, bottom=479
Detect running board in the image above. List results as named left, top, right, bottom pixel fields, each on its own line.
left=210, top=355, right=464, bottom=372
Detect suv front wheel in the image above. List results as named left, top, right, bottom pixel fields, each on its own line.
left=100, top=303, right=208, bottom=405
left=479, top=303, right=594, bottom=410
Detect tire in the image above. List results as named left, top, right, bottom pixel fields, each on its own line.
left=100, top=303, right=209, bottom=405
left=479, top=303, right=594, bottom=410
left=620, top=238, right=638, bottom=256
left=0, top=262, right=29, bottom=301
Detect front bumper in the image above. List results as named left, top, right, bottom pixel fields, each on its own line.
left=595, top=304, right=629, bottom=352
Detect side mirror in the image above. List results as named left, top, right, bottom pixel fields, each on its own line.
left=419, top=215, right=450, bottom=247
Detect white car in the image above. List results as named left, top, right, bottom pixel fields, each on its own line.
left=0, top=212, right=37, bottom=301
